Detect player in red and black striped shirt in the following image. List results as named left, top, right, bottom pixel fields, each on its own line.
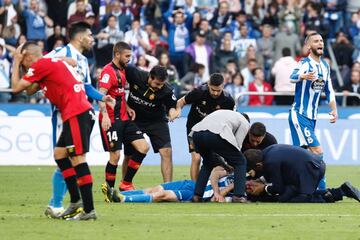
left=98, top=42, right=149, bottom=197
left=11, top=42, right=114, bottom=220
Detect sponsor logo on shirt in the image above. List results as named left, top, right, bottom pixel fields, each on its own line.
left=129, top=92, right=156, bottom=107
left=26, top=68, right=34, bottom=77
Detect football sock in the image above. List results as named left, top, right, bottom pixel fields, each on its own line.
left=121, top=190, right=145, bottom=196
left=105, top=161, right=117, bottom=188
left=50, top=168, right=67, bottom=208
left=123, top=151, right=146, bottom=183
left=55, top=158, right=80, bottom=204
left=74, top=162, right=94, bottom=213
left=124, top=194, right=152, bottom=203
left=317, top=153, right=326, bottom=190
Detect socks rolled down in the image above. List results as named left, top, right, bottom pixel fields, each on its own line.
left=123, top=194, right=152, bottom=203
left=50, top=168, right=68, bottom=208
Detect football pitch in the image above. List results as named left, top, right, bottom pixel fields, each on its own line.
left=0, top=165, right=359, bottom=240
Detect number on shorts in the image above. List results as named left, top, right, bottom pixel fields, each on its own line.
left=304, top=127, right=311, bottom=137
left=107, top=131, right=118, bottom=142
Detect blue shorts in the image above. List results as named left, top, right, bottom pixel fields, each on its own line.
left=161, top=180, right=195, bottom=202
left=288, top=110, right=320, bottom=147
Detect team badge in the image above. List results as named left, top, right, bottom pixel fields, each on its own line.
left=311, top=77, right=325, bottom=93
left=100, top=74, right=110, bottom=83
left=134, top=85, right=139, bottom=90
left=149, top=94, right=155, bottom=100
left=202, top=101, right=206, bottom=105
left=67, top=146, right=75, bottom=153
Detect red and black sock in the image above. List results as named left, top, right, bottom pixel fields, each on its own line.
left=74, top=163, right=94, bottom=213
left=105, top=161, right=117, bottom=188
left=123, top=151, right=146, bottom=183
left=55, top=157, right=80, bottom=203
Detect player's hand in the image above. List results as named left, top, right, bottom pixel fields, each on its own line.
left=103, top=95, right=115, bottom=109
left=214, top=193, right=225, bottom=203
left=168, top=108, right=180, bottom=122
left=13, top=43, right=25, bottom=63
left=126, top=105, right=136, bottom=121
left=300, top=71, right=317, bottom=81
left=246, top=181, right=265, bottom=196
left=329, top=110, right=338, bottom=123
left=101, top=114, right=111, bottom=131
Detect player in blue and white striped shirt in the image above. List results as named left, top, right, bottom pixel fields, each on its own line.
left=288, top=32, right=338, bottom=190
left=44, top=22, right=114, bottom=218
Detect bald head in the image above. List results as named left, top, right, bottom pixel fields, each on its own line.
left=22, top=42, right=42, bottom=57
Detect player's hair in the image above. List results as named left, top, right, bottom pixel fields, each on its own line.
left=304, top=32, right=321, bottom=44
left=113, top=41, right=131, bottom=54
left=241, top=112, right=250, bottom=123
left=209, top=73, right=224, bottom=86
left=244, top=149, right=263, bottom=171
left=250, top=122, right=266, bottom=137
left=150, top=65, right=168, bottom=82
left=68, top=21, right=91, bottom=40
left=282, top=47, right=291, bottom=57
left=21, top=41, right=42, bottom=56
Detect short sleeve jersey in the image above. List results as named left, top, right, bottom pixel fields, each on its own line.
left=185, top=84, right=235, bottom=131
left=23, top=58, right=92, bottom=121
left=99, top=62, right=129, bottom=122
left=125, top=66, right=177, bottom=122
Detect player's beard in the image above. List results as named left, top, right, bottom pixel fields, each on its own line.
left=118, top=60, right=127, bottom=69
left=311, top=47, right=323, bottom=57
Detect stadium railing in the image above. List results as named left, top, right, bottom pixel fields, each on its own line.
left=235, top=91, right=360, bottom=107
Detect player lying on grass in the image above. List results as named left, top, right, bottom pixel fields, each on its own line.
left=101, top=166, right=235, bottom=203
left=244, top=144, right=360, bottom=203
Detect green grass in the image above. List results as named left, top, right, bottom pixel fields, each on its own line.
left=0, top=166, right=360, bottom=240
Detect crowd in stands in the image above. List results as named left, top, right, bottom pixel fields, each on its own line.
left=0, top=0, right=359, bottom=106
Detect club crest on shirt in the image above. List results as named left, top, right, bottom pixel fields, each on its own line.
left=202, top=101, right=206, bottom=105
left=149, top=94, right=155, bottom=100
left=134, top=85, right=139, bottom=90
left=311, top=78, right=325, bottom=92
left=100, top=74, right=109, bottom=83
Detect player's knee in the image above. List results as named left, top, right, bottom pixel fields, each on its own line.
left=138, top=142, right=150, bottom=154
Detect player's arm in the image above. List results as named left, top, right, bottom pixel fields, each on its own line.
left=209, top=166, right=228, bottom=202
left=11, top=44, right=33, bottom=93
left=165, top=92, right=180, bottom=121
left=290, top=61, right=316, bottom=83
left=25, top=83, right=40, bottom=95
left=324, top=73, right=338, bottom=123
left=99, top=87, right=112, bottom=131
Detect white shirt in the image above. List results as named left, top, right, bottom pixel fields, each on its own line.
left=194, top=44, right=209, bottom=82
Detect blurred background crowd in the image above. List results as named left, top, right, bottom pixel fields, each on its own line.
left=0, top=0, right=359, bottom=106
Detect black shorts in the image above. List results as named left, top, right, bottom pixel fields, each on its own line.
left=57, top=109, right=95, bottom=157
left=100, top=119, right=145, bottom=152
left=125, top=121, right=171, bottom=155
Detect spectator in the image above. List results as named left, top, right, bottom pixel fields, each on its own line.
left=180, top=62, right=205, bottom=92
left=333, top=31, right=354, bottom=69
left=97, top=15, right=124, bottom=49
left=271, top=47, right=297, bottom=105
left=252, top=0, right=267, bottom=26
left=45, top=0, right=67, bottom=28
left=163, top=8, right=190, bottom=78
left=46, top=24, right=66, bottom=52
left=225, top=71, right=248, bottom=106
left=248, top=67, right=273, bottom=106
left=159, top=51, right=180, bottom=97
left=230, top=10, right=259, bottom=40
left=190, top=11, right=201, bottom=39
left=256, top=24, right=274, bottom=78
left=185, top=30, right=213, bottom=82
left=124, top=18, right=150, bottom=59
left=323, top=0, right=346, bottom=40
left=342, top=69, right=360, bottom=106
left=67, top=0, right=87, bottom=26
left=84, top=11, right=100, bottom=35
left=136, top=53, right=159, bottom=72
left=213, top=37, right=238, bottom=73
left=241, top=58, right=258, bottom=88
left=210, top=1, right=231, bottom=36
left=121, top=0, right=140, bottom=19
left=278, top=0, right=302, bottom=34
left=303, top=2, right=328, bottom=39
left=0, top=38, right=11, bottom=102
left=239, top=44, right=263, bottom=73
left=233, top=24, right=257, bottom=59
left=101, top=0, right=131, bottom=33
left=20, top=0, right=54, bottom=41
left=348, top=11, right=360, bottom=40
left=0, top=0, right=20, bottom=46
left=273, top=23, right=300, bottom=62
left=139, top=0, right=158, bottom=27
